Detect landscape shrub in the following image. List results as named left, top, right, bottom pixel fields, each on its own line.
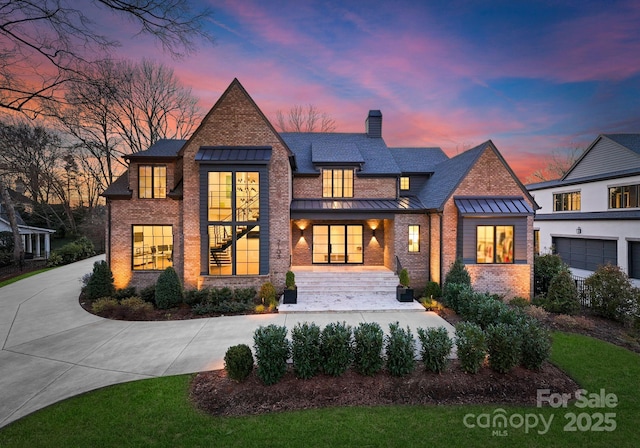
left=184, top=288, right=209, bottom=306
left=84, top=260, right=115, bottom=300
left=154, top=267, right=183, bottom=310
left=114, top=286, right=137, bottom=300
left=48, top=236, right=96, bottom=266
left=417, top=326, right=453, bottom=373
left=520, top=321, right=552, bottom=370
left=259, top=282, right=277, bottom=308
left=140, top=284, right=156, bottom=304
left=399, top=268, right=410, bottom=287
left=211, top=287, right=234, bottom=305
left=524, top=305, right=549, bottom=321
left=486, top=323, right=522, bottom=374
left=455, top=322, right=487, bottom=374
left=423, top=281, right=442, bottom=300
left=253, top=325, right=290, bottom=385
left=352, top=322, right=384, bottom=376
left=545, top=270, right=580, bottom=315
left=385, top=322, right=416, bottom=377
left=234, top=287, right=257, bottom=303
left=224, top=344, right=254, bottom=382
left=443, top=283, right=473, bottom=314
left=320, top=321, right=353, bottom=377
left=534, top=253, right=570, bottom=295
left=285, top=271, right=296, bottom=289
left=586, top=264, right=635, bottom=321
left=291, top=322, right=322, bottom=379
left=119, top=296, right=154, bottom=319
left=509, top=296, right=530, bottom=308
left=91, top=297, right=119, bottom=314
left=0, top=250, right=12, bottom=267
left=444, top=258, right=472, bottom=287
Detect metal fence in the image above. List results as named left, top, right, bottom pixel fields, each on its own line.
left=0, top=259, right=48, bottom=282
left=534, top=274, right=591, bottom=308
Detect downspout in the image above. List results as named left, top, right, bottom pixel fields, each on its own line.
left=439, top=212, right=444, bottom=284
left=106, top=200, right=111, bottom=266
left=428, top=212, right=432, bottom=283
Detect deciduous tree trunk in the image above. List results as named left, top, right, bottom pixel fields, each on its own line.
left=0, top=180, right=24, bottom=262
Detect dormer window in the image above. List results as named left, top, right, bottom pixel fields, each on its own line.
left=139, top=165, right=166, bottom=199
left=400, top=176, right=410, bottom=191
left=322, top=169, right=354, bottom=198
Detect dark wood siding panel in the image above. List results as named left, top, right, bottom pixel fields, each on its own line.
left=259, top=165, right=270, bottom=275
left=566, top=138, right=640, bottom=180
left=459, top=217, right=528, bottom=264
left=552, top=237, right=618, bottom=271
left=629, top=241, right=640, bottom=280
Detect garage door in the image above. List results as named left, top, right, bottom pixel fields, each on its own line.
left=630, top=241, right=640, bottom=280
left=552, top=237, right=617, bottom=271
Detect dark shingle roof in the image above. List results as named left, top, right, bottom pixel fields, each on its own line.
left=526, top=167, right=640, bottom=191
left=605, top=134, right=640, bottom=155
left=125, top=139, right=186, bottom=160
left=390, top=147, right=449, bottom=174
left=0, top=204, right=26, bottom=226
left=281, top=133, right=401, bottom=175
left=311, top=141, right=364, bottom=165
left=101, top=171, right=132, bottom=198
left=418, top=142, right=488, bottom=210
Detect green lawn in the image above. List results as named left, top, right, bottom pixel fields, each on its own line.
left=0, top=332, right=638, bottom=447
left=0, top=268, right=53, bottom=288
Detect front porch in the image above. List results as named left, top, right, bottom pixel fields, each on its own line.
left=279, top=265, right=424, bottom=313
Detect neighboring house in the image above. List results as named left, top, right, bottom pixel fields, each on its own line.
left=527, top=134, right=640, bottom=287
left=102, top=79, right=537, bottom=299
left=0, top=204, right=55, bottom=259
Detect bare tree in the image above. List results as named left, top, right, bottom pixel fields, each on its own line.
left=274, top=105, right=337, bottom=132
left=0, top=179, right=23, bottom=262
left=111, top=59, right=201, bottom=153
left=0, top=0, right=213, bottom=116
left=526, top=146, right=583, bottom=183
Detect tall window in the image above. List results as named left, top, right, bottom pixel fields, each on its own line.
left=400, top=177, right=410, bottom=191
left=609, top=184, right=640, bottom=209
left=534, top=229, right=540, bottom=256
left=408, top=225, right=420, bottom=252
left=477, top=225, right=514, bottom=264
left=132, top=225, right=172, bottom=270
left=322, top=169, right=354, bottom=198
left=553, top=191, right=580, bottom=211
left=207, top=171, right=260, bottom=275
left=138, top=165, right=166, bottom=198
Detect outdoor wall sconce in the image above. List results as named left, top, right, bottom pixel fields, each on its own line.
left=372, top=229, right=376, bottom=238
left=300, top=228, right=304, bottom=238
left=576, top=227, right=582, bottom=234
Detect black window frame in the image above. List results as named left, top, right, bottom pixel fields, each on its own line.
left=138, top=164, right=167, bottom=199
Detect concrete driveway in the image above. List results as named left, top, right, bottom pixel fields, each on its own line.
left=0, top=255, right=454, bottom=428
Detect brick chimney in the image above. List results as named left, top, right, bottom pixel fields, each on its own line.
left=365, top=110, right=382, bottom=138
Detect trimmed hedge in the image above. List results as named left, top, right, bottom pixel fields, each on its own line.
left=224, top=344, right=254, bottom=382
left=253, top=325, right=290, bottom=385
left=353, top=322, right=384, bottom=376
left=455, top=322, right=487, bottom=374
left=154, top=267, right=183, bottom=310
left=291, top=322, right=322, bottom=379
left=385, top=322, right=416, bottom=377
left=486, top=323, right=522, bottom=374
left=320, top=322, right=353, bottom=377
left=417, top=326, right=452, bottom=373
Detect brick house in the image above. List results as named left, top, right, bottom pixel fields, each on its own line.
left=103, top=79, right=537, bottom=299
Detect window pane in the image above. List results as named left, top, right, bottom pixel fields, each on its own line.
left=400, top=177, right=410, bottom=190
left=333, top=170, right=343, bottom=197
left=496, top=226, right=514, bottom=263
left=477, top=226, right=494, bottom=263
left=236, top=225, right=260, bottom=275
left=209, top=225, right=233, bottom=275
left=208, top=172, right=232, bottom=221
left=153, top=166, right=167, bottom=198
left=346, top=225, right=363, bottom=263
left=132, top=225, right=172, bottom=270
left=313, top=225, right=329, bottom=263
left=408, top=225, right=419, bottom=252
left=139, top=166, right=152, bottom=199
left=343, top=170, right=353, bottom=198
left=236, top=172, right=259, bottom=221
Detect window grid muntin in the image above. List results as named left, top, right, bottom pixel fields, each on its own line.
left=132, top=225, right=173, bottom=270
left=322, top=169, right=354, bottom=198
left=609, top=184, right=640, bottom=209
left=408, top=225, right=420, bottom=252
left=477, top=225, right=514, bottom=264
left=553, top=191, right=581, bottom=211
left=400, top=177, right=410, bottom=190
left=138, top=165, right=166, bottom=199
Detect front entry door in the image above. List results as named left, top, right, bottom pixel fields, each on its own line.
left=312, top=225, right=363, bottom=264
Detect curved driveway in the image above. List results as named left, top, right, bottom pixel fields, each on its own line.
left=0, top=256, right=453, bottom=428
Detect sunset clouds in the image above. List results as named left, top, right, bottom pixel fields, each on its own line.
left=110, top=0, right=640, bottom=181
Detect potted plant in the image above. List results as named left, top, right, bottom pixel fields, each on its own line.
left=396, top=268, right=414, bottom=302
left=283, top=270, right=297, bottom=304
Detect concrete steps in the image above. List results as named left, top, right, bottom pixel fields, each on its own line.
left=279, top=267, right=424, bottom=313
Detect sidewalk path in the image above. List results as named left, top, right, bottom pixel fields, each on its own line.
left=0, top=256, right=453, bottom=428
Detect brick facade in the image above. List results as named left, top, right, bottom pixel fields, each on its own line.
left=293, top=175, right=396, bottom=199
left=393, top=213, right=430, bottom=288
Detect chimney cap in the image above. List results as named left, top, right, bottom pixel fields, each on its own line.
left=368, top=110, right=382, bottom=117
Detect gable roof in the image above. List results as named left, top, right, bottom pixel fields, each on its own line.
left=418, top=140, right=537, bottom=211
left=0, top=204, right=26, bottom=226
left=390, top=147, right=449, bottom=174
left=562, top=133, right=640, bottom=181
left=281, top=132, right=401, bottom=176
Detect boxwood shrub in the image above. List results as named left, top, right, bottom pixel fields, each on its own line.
left=385, top=322, right=416, bottom=377
left=455, top=322, right=487, bottom=374
left=291, top=322, right=322, bottom=379
left=224, top=344, right=254, bottom=382
left=253, top=325, right=290, bottom=385
left=320, top=322, right=353, bottom=377
left=417, top=326, right=453, bottom=373
left=353, top=322, right=384, bottom=376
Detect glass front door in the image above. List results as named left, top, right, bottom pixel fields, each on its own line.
left=312, top=225, right=363, bottom=264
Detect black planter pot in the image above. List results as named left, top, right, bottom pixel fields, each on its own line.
left=396, top=286, right=414, bottom=302
left=283, top=287, right=297, bottom=304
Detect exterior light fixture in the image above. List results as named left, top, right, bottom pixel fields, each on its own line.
left=372, top=229, right=376, bottom=238
left=576, top=227, right=582, bottom=234
left=300, top=228, right=304, bottom=237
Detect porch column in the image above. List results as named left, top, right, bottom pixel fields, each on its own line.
left=44, top=234, right=50, bottom=258
left=26, top=234, right=32, bottom=253
left=35, top=233, right=41, bottom=257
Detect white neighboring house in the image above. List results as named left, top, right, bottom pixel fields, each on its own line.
left=527, top=134, right=640, bottom=287
left=0, top=205, right=55, bottom=259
